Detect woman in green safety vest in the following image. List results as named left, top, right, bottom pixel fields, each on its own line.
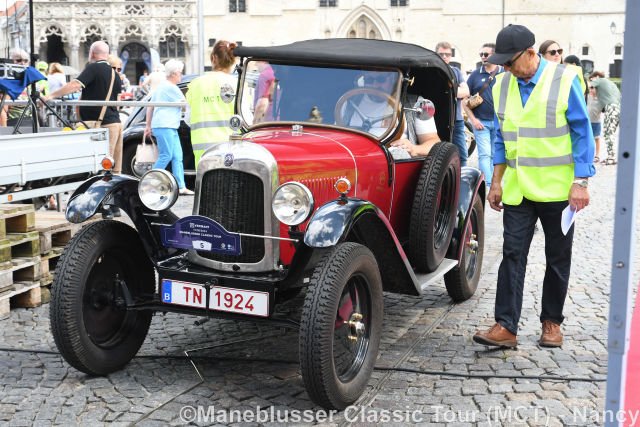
left=186, top=40, right=238, bottom=167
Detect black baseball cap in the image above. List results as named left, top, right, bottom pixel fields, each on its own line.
left=488, top=24, right=535, bottom=65
left=564, top=55, right=581, bottom=66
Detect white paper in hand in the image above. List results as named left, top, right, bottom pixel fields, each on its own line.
left=561, top=205, right=580, bottom=235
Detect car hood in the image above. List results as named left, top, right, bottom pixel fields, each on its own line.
left=237, top=126, right=390, bottom=204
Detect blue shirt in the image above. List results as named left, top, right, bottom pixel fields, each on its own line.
left=493, top=56, right=595, bottom=178
left=150, top=81, right=185, bottom=129
left=466, top=65, right=502, bottom=121
left=451, top=66, right=465, bottom=121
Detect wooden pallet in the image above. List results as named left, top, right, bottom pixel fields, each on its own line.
left=0, top=255, right=43, bottom=319
left=0, top=204, right=36, bottom=240
left=0, top=255, right=42, bottom=283
left=39, top=246, right=64, bottom=284
left=0, top=206, right=101, bottom=313
left=35, top=215, right=75, bottom=255
left=0, top=231, right=40, bottom=265
left=0, top=277, right=42, bottom=320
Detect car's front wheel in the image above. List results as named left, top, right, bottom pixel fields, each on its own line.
left=50, top=220, right=155, bottom=375
left=299, top=243, right=383, bottom=410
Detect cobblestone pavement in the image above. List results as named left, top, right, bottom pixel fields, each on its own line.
left=1, top=163, right=638, bottom=426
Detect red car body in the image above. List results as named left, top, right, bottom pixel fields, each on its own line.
left=250, top=126, right=420, bottom=264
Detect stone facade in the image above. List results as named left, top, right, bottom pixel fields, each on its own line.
left=33, top=0, right=197, bottom=85
left=5, top=0, right=626, bottom=83
left=206, top=0, right=626, bottom=77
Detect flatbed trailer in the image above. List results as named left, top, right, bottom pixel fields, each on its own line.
left=0, top=127, right=109, bottom=204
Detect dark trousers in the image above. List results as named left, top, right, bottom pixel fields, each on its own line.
left=495, top=198, right=574, bottom=334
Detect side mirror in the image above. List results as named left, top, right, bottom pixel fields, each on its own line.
left=405, top=96, right=435, bottom=121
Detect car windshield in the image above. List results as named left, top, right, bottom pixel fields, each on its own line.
left=240, top=61, right=402, bottom=139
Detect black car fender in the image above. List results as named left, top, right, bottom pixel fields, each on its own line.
left=304, top=198, right=420, bottom=296
left=66, top=174, right=141, bottom=224
left=65, top=173, right=180, bottom=261
left=447, top=166, right=486, bottom=261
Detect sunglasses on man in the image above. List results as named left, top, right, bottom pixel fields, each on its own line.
left=13, top=59, right=28, bottom=64
left=479, top=52, right=491, bottom=58
left=364, top=75, right=389, bottom=84
left=504, top=50, right=527, bottom=68
left=545, top=48, right=563, bottom=56
left=437, top=52, right=452, bottom=58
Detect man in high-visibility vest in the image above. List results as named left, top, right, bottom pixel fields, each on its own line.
left=473, top=25, right=595, bottom=349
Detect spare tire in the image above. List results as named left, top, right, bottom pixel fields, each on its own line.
left=408, top=142, right=460, bottom=273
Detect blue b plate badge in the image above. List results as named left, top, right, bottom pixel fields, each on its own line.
left=160, top=215, right=242, bottom=255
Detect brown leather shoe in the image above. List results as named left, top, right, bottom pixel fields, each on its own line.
left=539, top=320, right=563, bottom=347
left=473, top=323, right=517, bottom=348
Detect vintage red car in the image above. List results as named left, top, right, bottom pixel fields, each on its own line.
left=51, top=39, right=486, bottom=410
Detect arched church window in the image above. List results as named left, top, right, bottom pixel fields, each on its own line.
left=121, top=24, right=144, bottom=41
left=159, top=24, right=186, bottom=59
left=42, top=25, right=68, bottom=65
left=347, top=15, right=381, bottom=40
left=80, top=24, right=105, bottom=57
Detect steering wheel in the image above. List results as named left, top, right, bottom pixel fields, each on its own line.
left=335, top=88, right=397, bottom=132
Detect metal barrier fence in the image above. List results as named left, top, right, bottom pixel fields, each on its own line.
left=0, top=99, right=188, bottom=129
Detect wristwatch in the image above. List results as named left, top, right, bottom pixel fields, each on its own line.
left=572, top=178, right=589, bottom=188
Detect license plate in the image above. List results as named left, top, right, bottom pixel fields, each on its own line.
left=161, top=279, right=269, bottom=317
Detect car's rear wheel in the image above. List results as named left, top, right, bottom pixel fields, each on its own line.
left=50, top=220, right=155, bottom=375
left=299, top=243, right=383, bottom=410
left=408, top=142, right=461, bottom=273
left=444, top=195, right=484, bottom=301
left=465, top=120, right=476, bottom=157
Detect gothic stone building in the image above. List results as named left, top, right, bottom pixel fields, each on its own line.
left=34, top=0, right=198, bottom=85
left=32, top=0, right=625, bottom=83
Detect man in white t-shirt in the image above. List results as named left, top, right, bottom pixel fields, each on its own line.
left=347, top=72, right=440, bottom=158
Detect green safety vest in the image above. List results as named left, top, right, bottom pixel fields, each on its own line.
left=37, top=79, right=49, bottom=96
left=493, top=61, right=577, bottom=205
left=186, top=73, right=235, bottom=167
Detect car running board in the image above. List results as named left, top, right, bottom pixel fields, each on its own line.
left=415, top=258, right=458, bottom=293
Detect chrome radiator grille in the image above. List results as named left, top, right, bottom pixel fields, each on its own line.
left=197, top=169, right=265, bottom=263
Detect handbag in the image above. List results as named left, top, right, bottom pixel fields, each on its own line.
left=465, top=68, right=499, bottom=110
left=466, top=93, right=484, bottom=109
left=135, top=137, right=158, bottom=173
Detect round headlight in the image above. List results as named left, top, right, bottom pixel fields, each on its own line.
left=138, top=169, right=179, bottom=211
left=272, top=182, right=314, bottom=226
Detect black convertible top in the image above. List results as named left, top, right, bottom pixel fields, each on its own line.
left=234, top=38, right=453, bottom=82
left=234, top=38, right=457, bottom=142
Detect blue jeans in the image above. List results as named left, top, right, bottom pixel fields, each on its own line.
left=495, top=199, right=573, bottom=334
left=452, top=119, right=468, bottom=166
left=152, top=127, right=186, bottom=189
left=472, top=119, right=497, bottom=185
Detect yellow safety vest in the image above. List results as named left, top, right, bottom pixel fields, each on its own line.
left=493, top=61, right=577, bottom=205
left=186, top=73, right=236, bottom=167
